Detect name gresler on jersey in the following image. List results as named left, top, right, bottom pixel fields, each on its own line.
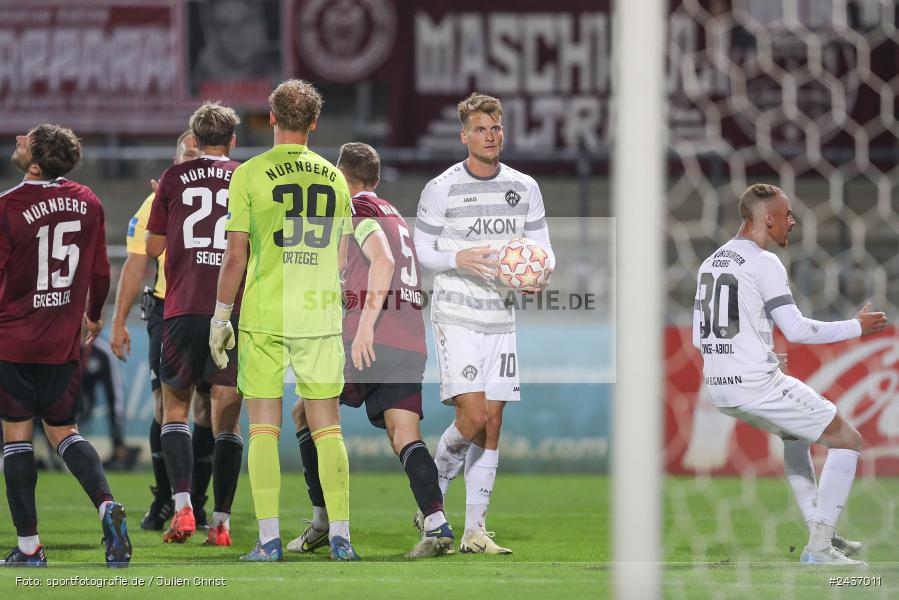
left=21, top=196, right=88, bottom=224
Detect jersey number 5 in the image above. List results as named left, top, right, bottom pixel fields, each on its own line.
left=698, top=272, right=739, bottom=339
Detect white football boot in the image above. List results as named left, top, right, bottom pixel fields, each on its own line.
left=800, top=545, right=866, bottom=565
left=286, top=519, right=329, bottom=553
left=459, top=530, right=512, bottom=555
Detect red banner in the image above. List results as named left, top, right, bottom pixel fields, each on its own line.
left=666, top=326, right=899, bottom=476
left=0, top=0, right=188, bottom=134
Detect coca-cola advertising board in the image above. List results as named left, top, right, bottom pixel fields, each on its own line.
left=666, top=326, right=899, bottom=476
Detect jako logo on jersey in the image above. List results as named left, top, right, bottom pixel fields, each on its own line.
left=466, top=218, right=516, bottom=237
left=461, top=365, right=478, bottom=380
left=463, top=196, right=478, bottom=203
left=505, top=190, right=521, bottom=206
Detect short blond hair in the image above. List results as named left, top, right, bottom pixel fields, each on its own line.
left=189, top=102, right=240, bottom=147
left=739, top=183, right=785, bottom=220
left=457, top=93, right=503, bottom=126
left=269, top=79, right=323, bottom=133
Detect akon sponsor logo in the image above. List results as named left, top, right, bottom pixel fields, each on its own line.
left=466, top=217, right=516, bottom=237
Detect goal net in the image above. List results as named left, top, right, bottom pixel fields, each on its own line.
left=662, top=0, right=899, bottom=594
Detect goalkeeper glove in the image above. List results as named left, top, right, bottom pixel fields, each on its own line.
left=209, top=301, right=235, bottom=369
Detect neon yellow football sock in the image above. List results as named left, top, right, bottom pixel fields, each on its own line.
left=312, top=425, right=350, bottom=522
left=248, top=424, right=281, bottom=520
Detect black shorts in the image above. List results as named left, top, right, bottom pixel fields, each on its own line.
left=340, top=344, right=425, bottom=429
left=148, top=301, right=211, bottom=394
left=0, top=360, right=82, bottom=426
left=147, top=297, right=164, bottom=392
left=159, top=315, right=238, bottom=390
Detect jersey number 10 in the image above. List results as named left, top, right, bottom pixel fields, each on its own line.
left=698, top=272, right=740, bottom=339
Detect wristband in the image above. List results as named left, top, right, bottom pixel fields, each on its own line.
left=213, top=301, right=233, bottom=323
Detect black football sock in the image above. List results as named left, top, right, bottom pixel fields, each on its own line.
left=160, top=422, right=192, bottom=495
left=400, top=440, right=444, bottom=517
left=149, top=419, right=171, bottom=497
left=3, top=442, right=39, bottom=536
left=296, top=428, right=325, bottom=508
left=57, top=434, right=114, bottom=509
left=191, top=424, right=214, bottom=503
left=212, top=433, right=243, bottom=514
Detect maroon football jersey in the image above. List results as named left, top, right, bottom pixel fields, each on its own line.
left=0, top=178, right=110, bottom=363
left=147, top=156, right=243, bottom=318
left=343, top=192, right=426, bottom=355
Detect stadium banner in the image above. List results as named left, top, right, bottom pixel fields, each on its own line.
left=0, top=0, right=187, bottom=134
left=666, top=326, right=899, bottom=477
left=287, top=0, right=894, bottom=158
left=79, top=320, right=610, bottom=473
left=0, top=0, right=284, bottom=135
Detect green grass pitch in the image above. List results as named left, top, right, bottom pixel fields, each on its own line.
left=0, top=472, right=897, bottom=598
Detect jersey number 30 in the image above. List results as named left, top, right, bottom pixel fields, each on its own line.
left=698, top=272, right=739, bottom=339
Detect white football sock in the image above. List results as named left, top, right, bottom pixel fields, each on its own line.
left=18, top=535, right=39, bottom=555
left=464, top=445, right=498, bottom=535
left=329, top=520, right=350, bottom=541
left=173, top=491, right=191, bottom=511
left=435, top=422, right=472, bottom=498
left=312, top=505, right=329, bottom=531
left=211, top=511, right=230, bottom=529
left=423, top=510, right=447, bottom=531
left=98, top=500, right=113, bottom=520
left=258, top=517, right=280, bottom=544
left=783, top=440, right=817, bottom=524
left=807, top=448, right=859, bottom=551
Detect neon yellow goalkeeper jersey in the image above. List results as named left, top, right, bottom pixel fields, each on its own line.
left=226, top=144, right=352, bottom=337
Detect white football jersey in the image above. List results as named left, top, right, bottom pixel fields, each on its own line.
left=415, top=161, right=548, bottom=333
left=693, top=238, right=796, bottom=407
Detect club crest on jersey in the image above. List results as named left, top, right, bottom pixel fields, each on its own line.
left=505, top=190, right=521, bottom=206
left=461, top=365, right=478, bottom=381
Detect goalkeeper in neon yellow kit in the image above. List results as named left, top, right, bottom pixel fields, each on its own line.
left=209, top=80, right=358, bottom=561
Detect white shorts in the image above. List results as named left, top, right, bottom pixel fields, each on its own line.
left=432, top=322, right=520, bottom=404
left=718, top=375, right=837, bottom=443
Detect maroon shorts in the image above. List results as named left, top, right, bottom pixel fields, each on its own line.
left=160, top=315, right=238, bottom=390
left=0, top=360, right=81, bottom=426
left=340, top=343, right=425, bottom=429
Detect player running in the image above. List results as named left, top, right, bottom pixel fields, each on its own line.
left=146, top=104, right=244, bottom=546
left=0, top=124, right=131, bottom=567
left=210, top=80, right=358, bottom=561
left=693, top=184, right=887, bottom=564
left=287, top=143, right=453, bottom=558
left=110, top=131, right=217, bottom=532
left=413, top=94, right=555, bottom=554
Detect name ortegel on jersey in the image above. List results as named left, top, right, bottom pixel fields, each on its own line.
left=283, top=250, right=319, bottom=265
left=22, top=197, right=88, bottom=225
left=179, top=167, right=232, bottom=185
left=265, top=160, right=338, bottom=182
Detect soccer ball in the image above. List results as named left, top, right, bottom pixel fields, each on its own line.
left=496, top=237, right=549, bottom=289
